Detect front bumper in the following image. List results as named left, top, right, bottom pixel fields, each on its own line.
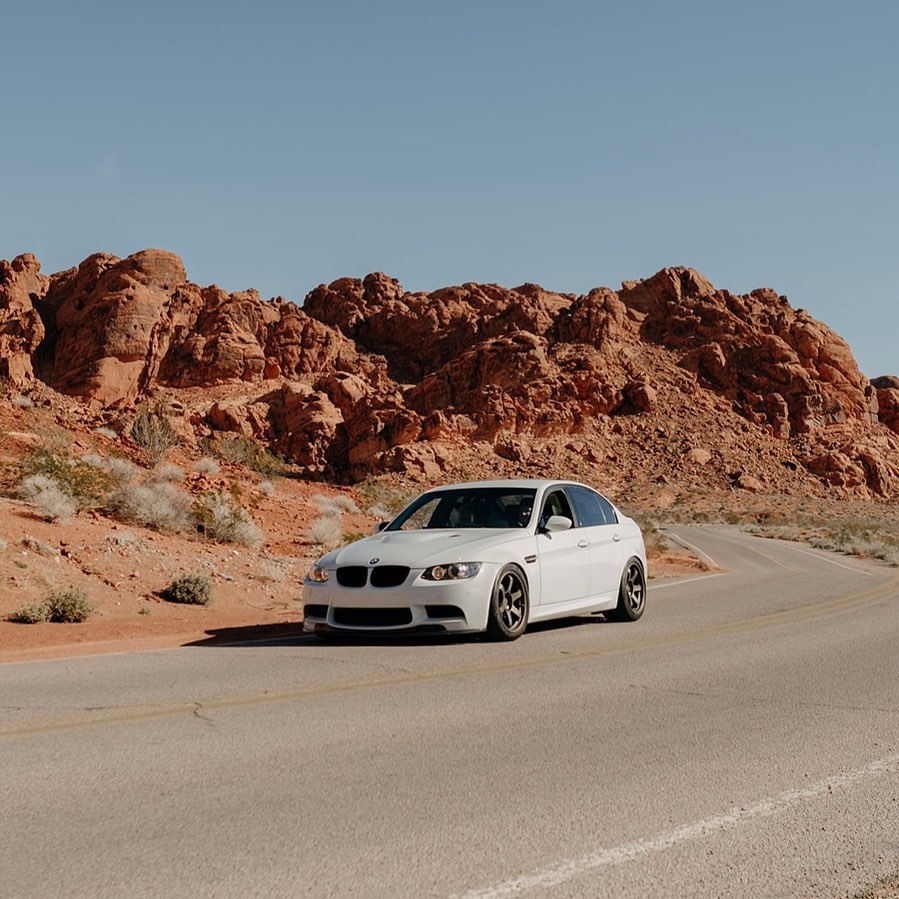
left=302, top=564, right=498, bottom=635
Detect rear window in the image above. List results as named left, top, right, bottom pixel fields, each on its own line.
left=568, top=485, right=617, bottom=526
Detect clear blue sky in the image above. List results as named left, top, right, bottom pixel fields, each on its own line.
left=3, top=0, right=896, bottom=377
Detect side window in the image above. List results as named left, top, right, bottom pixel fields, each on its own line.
left=567, top=486, right=604, bottom=527
left=540, top=489, right=574, bottom=524
left=595, top=493, right=618, bottom=525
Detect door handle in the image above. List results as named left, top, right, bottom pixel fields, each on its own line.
left=577, top=539, right=589, bottom=548
left=612, top=534, right=622, bottom=542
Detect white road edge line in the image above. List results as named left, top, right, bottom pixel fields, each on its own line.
left=773, top=542, right=874, bottom=575
left=457, top=752, right=899, bottom=899
left=663, top=532, right=719, bottom=568
left=651, top=573, right=725, bottom=590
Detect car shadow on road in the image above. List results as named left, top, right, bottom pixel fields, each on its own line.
left=184, top=615, right=614, bottom=649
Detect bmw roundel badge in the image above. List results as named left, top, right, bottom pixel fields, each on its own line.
left=369, top=558, right=380, bottom=565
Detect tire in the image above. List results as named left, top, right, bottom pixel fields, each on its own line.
left=609, top=558, right=646, bottom=622
left=486, top=565, right=529, bottom=641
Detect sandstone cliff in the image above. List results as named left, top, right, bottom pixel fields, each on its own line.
left=2, top=249, right=898, bottom=500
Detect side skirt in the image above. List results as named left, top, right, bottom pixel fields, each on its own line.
left=528, top=593, right=617, bottom=622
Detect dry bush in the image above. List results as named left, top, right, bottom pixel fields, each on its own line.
left=10, top=602, right=50, bottom=624
left=45, top=589, right=94, bottom=622
left=308, top=512, right=343, bottom=547
left=193, top=456, right=221, bottom=475
left=217, top=436, right=285, bottom=477
left=626, top=510, right=669, bottom=557
left=313, top=493, right=360, bottom=514
left=92, top=426, right=118, bottom=439
left=10, top=394, right=34, bottom=408
left=367, top=503, right=393, bottom=522
left=18, top=474, right=78, bottom=522
left=163, top=574, right=213, bottom=606
left=193, top=491, right=262, bottom=547
left=357, top=478, right=418, bottom=518
left=106, top=457, right=140, bottom=487
left=19, top=448, right=110, bottom=509
left=153, top=463, right=186, bottom=482
left=11, top=589, right=93, bottom=623
left=20, top=536, right=57, bottom=556
left=131, top=404, right=178, bottom=466
left=106, top=481, right=194, bottom=533
left=257, top=479, right=276, bottom=496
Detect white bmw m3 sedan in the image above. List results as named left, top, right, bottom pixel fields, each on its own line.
left=303, top=479, right=647, bottom=641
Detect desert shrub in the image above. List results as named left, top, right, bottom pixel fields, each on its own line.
left=92, top=426, right=118, bottom=439
left=9, top=602, right=50, bottom=624
left=357, top=478, right=417, bottom=517
left=19, top=448, right=110, bottom=508
left=249, top=555, right=293, bottom=583
left=131, top=404, right=178, bottom=466
left=163, top=574, right=213, bottom=605
left=106, top=481, right=194, bottom=533
left=367, top=503, right=393, bottom=522
left=308, top=512, right=343, bottom=547
left=18, top=474, right=78, bottom=522
left=257, top=479, right=276, bottom=496
left=193, top=456, right=221, bottom=475
left=217, top=436, right=285, bottom=477
left=12, top=589, right=93, bottom=624
left=45, top=589, right=93, bottom=622
left=10, top=394, right=34, bottom=408
left=153, top=463, right=185, bottom=482
left=193, top=491, right=262, bottom=547
left=314, top=493, right=360, bottom=514
left=627, top=510, right=669, bottom=557
left=20, top=536, right=58, bottom=556
left=106, top=457, right=140, bottom=486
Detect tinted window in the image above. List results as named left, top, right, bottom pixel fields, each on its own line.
left=596, top=493, right=618, bottom=525
left=568, top=485, right=605, bottom=527
left=389, top=488, right=537, bottom=530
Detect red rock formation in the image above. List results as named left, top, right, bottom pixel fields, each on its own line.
left=872, top=377, right=899, bottom=435
left=0, top=254, right=48, bottom=385
left=2, top=249, right=898, bottom=499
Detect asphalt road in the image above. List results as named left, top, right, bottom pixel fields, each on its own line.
left=2, top=526, right=899, bottom=898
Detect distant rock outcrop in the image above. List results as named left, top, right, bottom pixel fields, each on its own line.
left=0, top=254, right=47, bottom=384
left=3, top=249, right=899, bottom=499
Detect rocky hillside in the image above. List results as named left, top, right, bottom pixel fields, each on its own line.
left=2, top=249, right=898, bottom=503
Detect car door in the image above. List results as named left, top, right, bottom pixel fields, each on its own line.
left=566, top=485, right=624, bottom=597
left=536, top=488, right=591, bottom=604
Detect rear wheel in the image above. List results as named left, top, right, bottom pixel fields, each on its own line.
left=609, top=559, right=646, bottom=621
left=486, top=565, right=529, bottom=641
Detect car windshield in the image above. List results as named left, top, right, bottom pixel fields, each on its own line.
left=388, top=487, right=538, bottom=531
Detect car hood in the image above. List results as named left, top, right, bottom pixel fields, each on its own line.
left=320, top=529, right=522, bottom=569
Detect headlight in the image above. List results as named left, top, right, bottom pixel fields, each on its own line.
left=305, top=565, right=329, bottom=583
left=421, top=562, right=482, bottom=581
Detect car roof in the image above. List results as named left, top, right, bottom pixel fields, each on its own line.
left=420, top=479, right=592, bottom=492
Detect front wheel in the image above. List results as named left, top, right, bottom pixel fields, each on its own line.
left=609, top=559, right=646, bottom=622
left=486, top=565, right=529, bottom=641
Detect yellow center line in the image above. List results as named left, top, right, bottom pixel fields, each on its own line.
left=3, top=575, right=898, bottom=741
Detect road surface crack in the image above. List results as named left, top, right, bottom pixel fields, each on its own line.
left=192, top=703, right=216, bottom=727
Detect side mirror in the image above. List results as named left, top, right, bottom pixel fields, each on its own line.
left=373, top=521, right=389, bottom=533
left=543, top=515, right=573, bottom=533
